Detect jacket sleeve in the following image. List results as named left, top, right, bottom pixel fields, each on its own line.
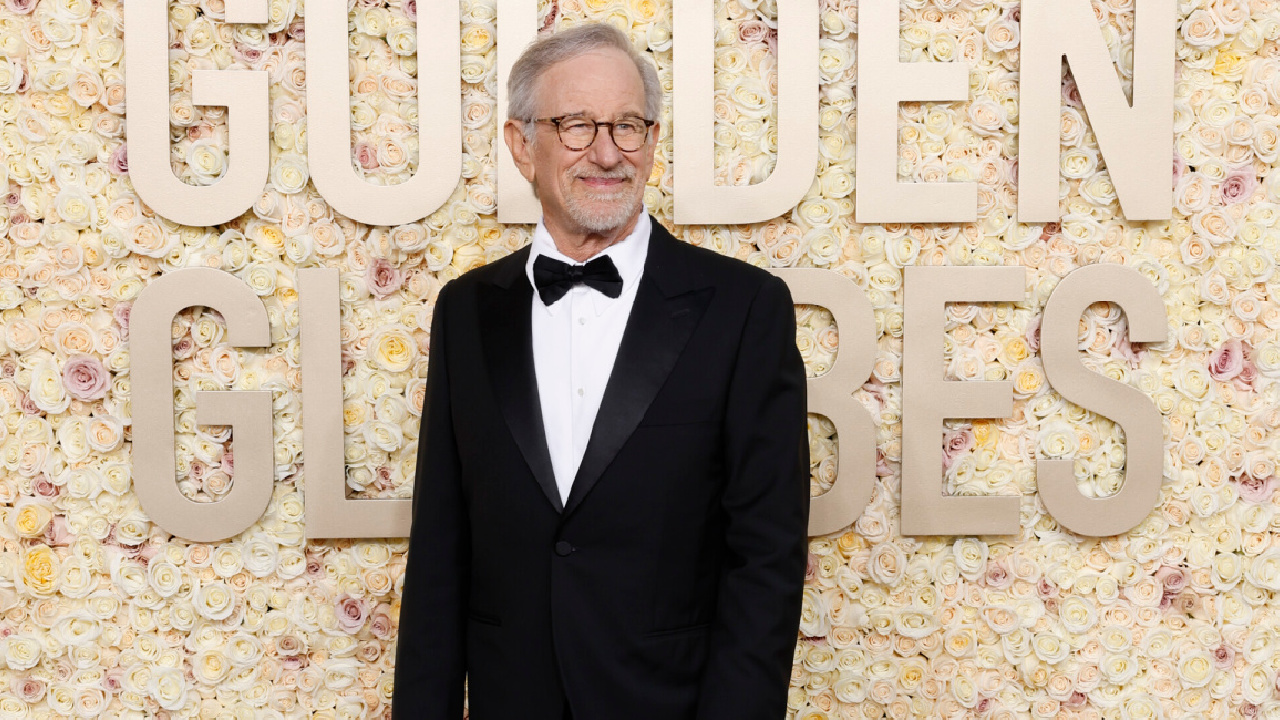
left=695, top=273, right=809, bottom=720
left=392, top=281, right=469, bottom=719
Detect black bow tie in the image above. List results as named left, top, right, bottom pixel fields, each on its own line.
left=532, top=254, right=623, bottom=305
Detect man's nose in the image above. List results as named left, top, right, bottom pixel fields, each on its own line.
left=586, top=127, right=624, bottom=167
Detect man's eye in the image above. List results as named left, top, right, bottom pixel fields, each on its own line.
left=614, top=122, right=642, bottom=135
left=561, top=121, right=595, bottom=134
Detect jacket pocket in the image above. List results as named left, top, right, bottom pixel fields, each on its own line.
left=468, top=609, right=502, bottom=627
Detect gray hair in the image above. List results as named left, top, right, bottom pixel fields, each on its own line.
left=508, top=22, right=662, bottom=145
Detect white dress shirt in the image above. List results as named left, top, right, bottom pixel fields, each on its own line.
left=525, top=214, right=651, bottom=504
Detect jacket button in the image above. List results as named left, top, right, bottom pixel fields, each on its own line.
left=554, top=541, right=575, bottom=556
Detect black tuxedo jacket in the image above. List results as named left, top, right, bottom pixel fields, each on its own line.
left=392, top=217, right=809, bottom=720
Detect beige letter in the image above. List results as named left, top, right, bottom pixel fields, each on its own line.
left=673, top=0, right=818, bottom=223
left=1038, top=264, right=1167, bottom=536
left=123, top=0, right=268, bottom=226
left=772, top=269, right=876, bottom=536
left=306, top=0, right=461, bottom=225
left=496, top=0, right=540, bottom=223
left=854, top=0, right=975, bottom=223
left=298, top=269, right=412, bottom=538
left=902, top=267, right=1024, bottom=536
left=1018, top=0, right=1175, bottom=221
left=131, top=269, right=273, bottom=542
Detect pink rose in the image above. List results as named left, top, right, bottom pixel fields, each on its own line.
left=403, top=0, right=416, bottom=19
left=275, top=635, right=303, bottom=657
left=32, top=474, right=57, bottom=499
left=101, top=668, right=124, bottom=694
left=368, top=603, right=394, bottom=640
left=983, top=559, right=1012, bottom=589
left=109, top=144, right=129, bottom=175
left=138, top=543, right=160, bottom=564
left=1024, top=315, right=1041, bottom=352
left=1209, top=340, right=1244, bottom=381
left=336, top=594, right=370, bottom=634
left=354, top=141, right=380, bottom=170
left=1172, top=153, right=1186, bottom=187
left=1237, top=474, right=1275, bottom=503
left=13, top=676, right=45, bottom=702
left=19, top=393, right=39, bottom=415
left=1154, top=565, right=1188, bottom=594
left=4, top=0, right=36, bottom=14
left=366, top=258, right=404, bottom=299
left=113, top=301, right=132, bottom=340
left=1237, top=341, right=1259, bottom=389
left=1036, top=577, right=1058, bottom=599
left=1220, top=167, right=1256, bottom=205
left=738, top=20, right=770, bottom=44
left=62, top=355, right=109, bottom=401
left=1211, top=644, right=1235, bottom=669
left=357, top=640, right=382, bottom=664
left=305, top=551, right=325, bottom=580
left=942, top=427, right=975, bottom=470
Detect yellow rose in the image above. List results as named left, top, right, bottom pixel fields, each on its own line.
left=22, top=544, right=59, bottom=597
left=369, top=326, right=414, bottom=373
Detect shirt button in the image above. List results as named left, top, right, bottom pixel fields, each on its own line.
left=578, top=317, right=586, bottom=326
left=577, top=388, right=584, bottom=397
left=555, top=541, right=575, bottom=556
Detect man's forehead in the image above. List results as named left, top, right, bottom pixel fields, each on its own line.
left=535, top=51, right=645, bottom=114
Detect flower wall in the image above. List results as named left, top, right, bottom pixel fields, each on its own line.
left=2, top=0, right=1280, bottom=716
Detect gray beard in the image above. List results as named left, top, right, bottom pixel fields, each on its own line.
left=564, top=180, right=644, bottom=234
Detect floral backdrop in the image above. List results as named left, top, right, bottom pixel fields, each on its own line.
left=1, top=0, right=1279, bottom=716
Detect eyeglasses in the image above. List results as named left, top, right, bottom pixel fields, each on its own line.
left=529, top=115, right=655, bottom=152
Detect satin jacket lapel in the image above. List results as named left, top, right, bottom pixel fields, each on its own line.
left=562, top=220, right=713, bottom=519
left=479, top=246, right=564, bottom=514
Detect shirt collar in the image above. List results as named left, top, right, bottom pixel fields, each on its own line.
left=525, top=213, right=650, bottom=316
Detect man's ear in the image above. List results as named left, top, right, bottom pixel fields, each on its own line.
left=503, top=119, right=537, bottom=184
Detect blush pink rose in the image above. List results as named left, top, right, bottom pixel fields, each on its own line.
left=354, top=141, right=379, bottom=170
left=1211, top=644, right=1235, bottom=669
left=1154, top=565, right=1188, bottom=594
left=1024, top=315, right=1041, bottom=352
left=368, top=603, right=394, bottom=640
left=62, top=355, right=109, bottom=401
left=113, top=301, right=132, bottom=340
left=32, top=474, right=57, bottom=499
left=1220, top=167, right=1256, bottom=205
left=942, top=427, right=975, bottom=470
left=4, top=0, right=36, bottom=14
left=1237, top=474, right=1274, bottom=503
left=366, top=258, right=404, bottom=299
left=1209, top=340, right=1244, bottom=381
left=738, top=20, right=770, bottom=44
left=983, top=560, right=1012, bottom=589
left=109, top=144, right=129, bottom=175
left=336, top=594, right=370, bottom=634
left=13, top=676, right=45, bottom=702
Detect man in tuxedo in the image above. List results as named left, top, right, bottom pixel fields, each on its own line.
left=392, top=22, right=810, bottom=720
